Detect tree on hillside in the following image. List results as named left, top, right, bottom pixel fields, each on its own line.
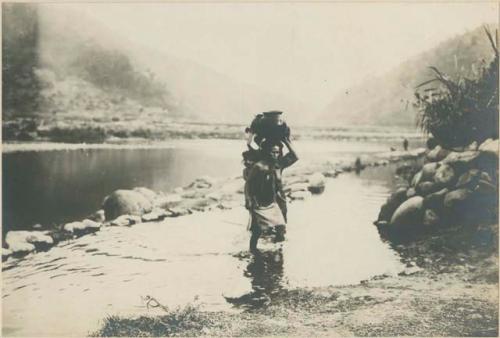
left=2, top=3, right=42, bottom=118
left=71, top=42, right=171, bottom=109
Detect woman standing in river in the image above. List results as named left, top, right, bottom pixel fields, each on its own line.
left=245, top=137, right=298, bottom=252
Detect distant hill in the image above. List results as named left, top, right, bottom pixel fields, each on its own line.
left=2, top=3, right=307, bottom=125
left=322, top=25, right=498, bottom=127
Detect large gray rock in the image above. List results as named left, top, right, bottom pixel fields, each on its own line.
left=416, top=181, right=442, bottom=196
left=478, top=138, right=499, bottom=157
left=423, top=188, right=449, bottom=210
left=456, top=169, right=481, bottom=189
left=434, top=164, right=456, bottom=186
left=290, top=190, right=312, bottom=200
left=5, top=231, right=54, bottom=254
left=286, top=182, right=309, bottom=193
left=133, top=187, right=158, bottom=204
left=103, top=189, right=153, bottom=220
left=426, top=145, right=450, bottom=162
left=390, top=196, right=424, bottom=227
left=307, top=172, right=326, bottom=194
left=421, top=162, right=440, bottom=181
left=2, top=248, right=13, bottom=261
left=156, top=194, right=182, bottom=208
left=377, top=187, right=408, bottom=222
left=442, top=150, right=480, bottom=168
left=444, top=189, right=472, bottom=210
left=64, top=219, right=101, bottom=235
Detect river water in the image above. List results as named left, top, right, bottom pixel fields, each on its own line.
left=2, top=139, right=405, bottom=234
left=3, top=139, right=410, bottom=336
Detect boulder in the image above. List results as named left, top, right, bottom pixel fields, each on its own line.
left=187, top=176, right=214, bottom=189
left=133, top=187, right=158, bottom=204
left=307, top=172, right=326, bottom=194
left=64, top=221, right=82, bottom=232
left=444, top=189, right=472, bottom=210
left=103, top=189, right=153, bottom=220
left=390, top=196, right=424, bottom=227
left=285, top=182, right=309, bottom=193
left=416, top=181, right=442, bottom=196
left=64, top=220, right=101, bottom=235
left=478, top=138, right=499, bottom=157
left=423, top=209, right=440, bottom=227
left=426, top=145, right=450, bottom=162
left=2, top=248, right=12, bottom=261
left=284, top=176, right=309, bottom=185
left=5, top=231, right=54, bottom=254
left=434, top=164, right=456, bottom=186
left=442, top=150, right=480, bottom=168
left=206, top=192, right=222, bottom=201
left=110, top=214, right=142, bottom=227
left=142, top=209, right=169, bottom=222
left=467, top=141, right=479, bottom=151
left=168, top=207, right=192, bottom=217
left=421, top=162, right=440, bottom=181
left=156, top=194, right=182, bottom=208
left=456, top=169, right=481, bottom=189
left=89, top=209, right=106, bottom=223
left=82, top=219, right=101, bottom=232
left=423, top=188, right=449, bottom=210
left=377, top=188, right=408, bottom=222
left=181, top=190, right=207, bottom=199
left=290, top=190, right=312, bottom=200
left=323, top=170, right=340, bottom=178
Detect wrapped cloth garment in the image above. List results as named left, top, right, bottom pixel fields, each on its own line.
left=247, top=202, right=286, bottom=233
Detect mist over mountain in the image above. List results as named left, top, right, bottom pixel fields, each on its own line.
left=3, top=4, right=496, bottom=128
left=2, top=3, right=307, bottom=125
left=322, top=24, right=498, bottom=127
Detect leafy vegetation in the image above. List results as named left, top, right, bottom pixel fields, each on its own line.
left=2, top=3, right=172, bottom=121
left=2, top=3, right=42, bottom=117
left=414, top=28, right=499, bottom=148
left=324, top=25, right=498, bottom=127
left=71, top=43, right=171, bottom=109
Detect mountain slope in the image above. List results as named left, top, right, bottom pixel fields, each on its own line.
left=3, top=3, right=307, bottom=125
left=322, top=25, right=498, bottom=127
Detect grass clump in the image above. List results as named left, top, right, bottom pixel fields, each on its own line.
left=91, top=303, right=227, bottom=337
left=414, top=27, right=499, bottom=148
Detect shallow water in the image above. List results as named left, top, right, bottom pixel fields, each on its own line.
left=2, top=164, right=405, bottom=337
left=3, top=139, right=402, bottom=234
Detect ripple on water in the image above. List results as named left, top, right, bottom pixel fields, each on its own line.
left=2, top=168, right=405, bottom=337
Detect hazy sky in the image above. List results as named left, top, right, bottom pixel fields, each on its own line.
left=55, top=2, right=497, bottom=110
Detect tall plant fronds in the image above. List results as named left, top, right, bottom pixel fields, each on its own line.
left=414, top=26, right=499, bottom=148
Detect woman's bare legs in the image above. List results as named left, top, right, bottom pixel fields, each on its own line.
left=250, top=227, right=261, bottom=252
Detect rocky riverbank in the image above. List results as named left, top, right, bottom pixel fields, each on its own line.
left=2, top=148, right=425, bottom=262
left=374, top=138, right=498, bottom=243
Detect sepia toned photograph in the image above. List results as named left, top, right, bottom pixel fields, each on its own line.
left=1, top=1, right=499, bottom=336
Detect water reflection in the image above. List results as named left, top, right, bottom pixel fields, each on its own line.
left=226, top=248, right=285, bottom=309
